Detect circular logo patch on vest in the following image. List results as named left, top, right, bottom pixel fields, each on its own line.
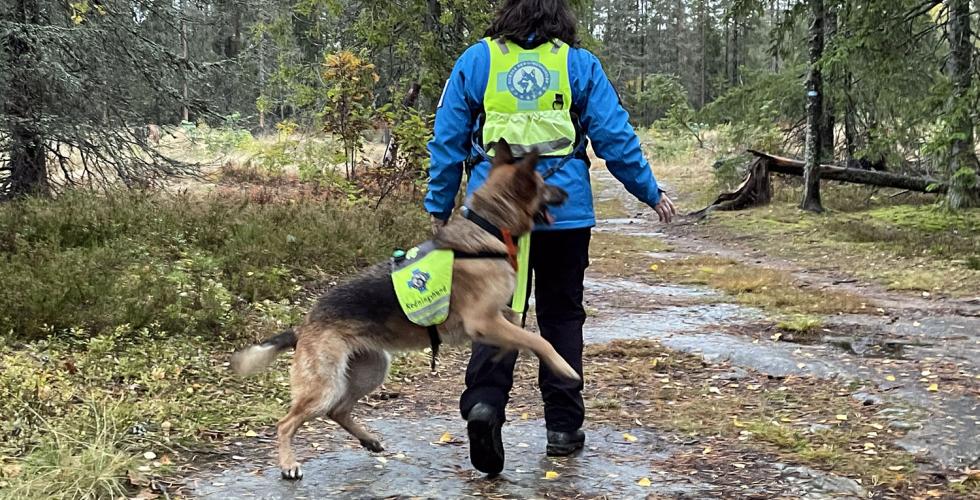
left=507, top=61, right=551, bottom=101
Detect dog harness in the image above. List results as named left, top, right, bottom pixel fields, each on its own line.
left=390, top=210, right=530, bottom=369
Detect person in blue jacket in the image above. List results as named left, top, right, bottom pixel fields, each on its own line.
left=425, top=0, right=676, bottom=476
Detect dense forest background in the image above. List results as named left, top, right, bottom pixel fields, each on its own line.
left=2, top=0, right=979, bottom=207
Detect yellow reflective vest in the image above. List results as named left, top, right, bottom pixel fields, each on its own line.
left=482, top=37, right=576, bottom=158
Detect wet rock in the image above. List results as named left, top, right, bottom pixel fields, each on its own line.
left=851, top=392, right=883, bottom=406
left=780, top=465, right=866, bottom=499
left=898, top=395, right=980, bottom=469
left=584, top=306, right=759, bottom=345
left=822, top=336, right=855, bottom=351
left=889, top=420, right=922, bottom=431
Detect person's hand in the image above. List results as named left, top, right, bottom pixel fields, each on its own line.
left=653, top=193, right=677, bottom=223
left=430, top=215, right=447, bottom=235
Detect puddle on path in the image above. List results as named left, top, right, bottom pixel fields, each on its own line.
left=189, top=418, right=718, bottom=499
left=585, top=276, right=719, bottom=305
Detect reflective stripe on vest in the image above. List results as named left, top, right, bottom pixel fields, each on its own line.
left=483, top=37, right=576, bottom=158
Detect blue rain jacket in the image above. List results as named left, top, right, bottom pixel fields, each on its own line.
left=425, top=38, right=662, bottom=230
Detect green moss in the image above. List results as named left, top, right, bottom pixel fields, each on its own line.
left=777, top=314, right=824, bottom=333
left=866, top=205, right=980, bottom=233
left=705, top=201, right=980, bottom=296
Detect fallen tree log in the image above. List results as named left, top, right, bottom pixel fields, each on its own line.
left=690, top=150, right=971, bottom=219
left=747, top=149, right=948, bottom=193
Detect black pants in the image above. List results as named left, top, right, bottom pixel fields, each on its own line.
left=459, top=228, right=591, bottom=432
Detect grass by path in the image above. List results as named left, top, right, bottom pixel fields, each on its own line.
left=645, top=137, right=980, bottom=298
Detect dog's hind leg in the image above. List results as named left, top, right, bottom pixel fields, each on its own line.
left=329, top=350, right=390, bottom=452
left=277, top=332, right=351, bottom=480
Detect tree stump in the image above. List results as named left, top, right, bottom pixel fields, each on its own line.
left=689, top=157, right=772, bottom=219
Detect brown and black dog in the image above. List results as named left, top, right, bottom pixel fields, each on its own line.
left=231, top=140, right=576, bottom=480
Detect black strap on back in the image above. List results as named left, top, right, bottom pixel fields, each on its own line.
left=455, top=251, right=509, bottom=260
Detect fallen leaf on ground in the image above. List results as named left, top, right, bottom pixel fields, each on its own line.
left=544, top=471, right=559, bottom=480
left=623, top=433, right=638, bottom=442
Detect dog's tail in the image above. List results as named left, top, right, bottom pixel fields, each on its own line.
left=230, top=328, right=297, bottom=377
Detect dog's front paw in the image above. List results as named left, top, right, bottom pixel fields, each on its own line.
left=281, top=464, right=304, bottom=480
left=360, top=438, right=384, bottom=453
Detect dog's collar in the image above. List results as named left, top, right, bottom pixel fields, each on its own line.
left=463, top=207, right=503, bottom=241
left=463, top=207, right=519, bottom=271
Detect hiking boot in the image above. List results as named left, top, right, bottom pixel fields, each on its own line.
left=546, top=429, right=585, bottom=456
left=466, top=403, right=505, bottom=475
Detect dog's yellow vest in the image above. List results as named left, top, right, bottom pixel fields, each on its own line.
left=391, top=242, right=454, bottom=327
left=482, top=37, right=576, bottom=158
left=391, top=239, right=532, bottom=327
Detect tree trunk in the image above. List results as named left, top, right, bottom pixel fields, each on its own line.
left=843, top=71, right=858, bottom=165
left=945, top=0, right=980, bottom=208
left=258, top=28, right=267, bottom=131
left=180, top=11, right=189, bottom=123
left=801, top=0, right=825, bottom=213
left=698, top=0, right=707, bottom=108
left=730, top=17, right=740, bottom=86
left=724, top=15, right=730, bottom=86
left=820, top=4, right=837, bottom=161
left=382, top=82, right=421, bottom=169
left=4, top=0, right=48, bottom=198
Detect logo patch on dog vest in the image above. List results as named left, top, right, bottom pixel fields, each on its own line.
left=391, top=241, right=453, bottom=327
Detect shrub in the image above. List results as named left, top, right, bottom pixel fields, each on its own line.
left=0, top=190, right=428, bottom=341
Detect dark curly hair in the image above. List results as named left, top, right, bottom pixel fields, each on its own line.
left=485, top=0, right=578, bottom=47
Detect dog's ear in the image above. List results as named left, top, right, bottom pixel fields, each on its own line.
left=492, top=139, right=514, bottom=166
left=519, top=150, right=540, bottom=174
